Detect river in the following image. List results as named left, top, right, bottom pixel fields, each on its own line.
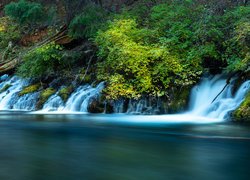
left=0, top=113, right=250, bottom=180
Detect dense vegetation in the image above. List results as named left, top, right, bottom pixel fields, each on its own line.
left=0, top=0, right=249, bottom=116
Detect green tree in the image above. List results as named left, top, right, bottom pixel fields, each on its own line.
left=4, top=0, right=47, bottom=26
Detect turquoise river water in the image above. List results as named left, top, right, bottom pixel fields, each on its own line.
left=0, top=113, right=250, bottom=180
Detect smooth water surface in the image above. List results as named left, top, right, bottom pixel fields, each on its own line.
left=1, top=113, right=250, bottom=180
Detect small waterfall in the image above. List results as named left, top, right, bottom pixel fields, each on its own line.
left=13, top=92, right=40, bottom=111
left=0, top=74, right=105, bottom=112
left=0, top=76, right=29, bottom=110
left=64, top=82, right=105, bottom=112
left=126, top=98, right=160, bottom=114
left=42, top=93, right=64, bottom=111
left=41, top=82, right=105, bottom=112
left=111, top=75, right=249, bottom=120
left=187, top=75, right=250, bottom=119
left=113, top=99, right=125, bottom=113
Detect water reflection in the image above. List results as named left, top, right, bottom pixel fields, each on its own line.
left=0, top=114, right=250, bottom=180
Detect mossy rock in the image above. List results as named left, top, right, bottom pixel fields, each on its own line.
left=0, top=84, right=12, bottom=93
left=232, top=91, right=250, bottom=121
left=36, top=88, right=56, bottom=109
left=19, top=83, right=40, bottom=96
left=58, top=86, right=74, bottom=103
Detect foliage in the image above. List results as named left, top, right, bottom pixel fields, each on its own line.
left=4, top=0, right=47, bottom=26
left=19, top=84, right=40, bottom=96
left=17, top=42, right=63, bottom=78
left=96, top=19, right=201, bottom=99
left=68, top=4, right=108, bottom=39
left=0, top=17, right=21, bottom=49
left=222, top=6, right=250, bottom=72
left=233, top=91, right=250, bottom=121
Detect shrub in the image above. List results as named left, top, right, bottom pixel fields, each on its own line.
left=0, top=17, right=21, bottom=49
left=4, top=0, right=47, bottom=26
left=68, top=4, right=108, bottom=39
left=222, top=6, right=250, bottom=72
left=17, top=42, right=63, bottom=78
left=96, top=19, right=201, bottom=99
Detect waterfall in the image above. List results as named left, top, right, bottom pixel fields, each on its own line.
left=42, top=93, right=64, bottom=111
left=0, top=76, right=30, bottom=110
left=187, top=75, right=250, bottom=119
left=112, top=75, right=249, bottom=120
left=0, top=74, right=105, bottom=112
left=0, top=74, right=249, bottom=121
left=41, top=82, right=105, bottom=112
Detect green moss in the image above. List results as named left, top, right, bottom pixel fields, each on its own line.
left=58, top=86, right=74, bottom=103
left=19, top=83, right=40, bottom=96
left=233, top=92, right=250, bottom=121
left=0, top=84, right=12, bottom=93
left=37, top=88, right=56, bottom=109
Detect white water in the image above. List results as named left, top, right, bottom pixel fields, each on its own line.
left=188, top=75, right=250, bottom=119
left=0, top=76, right=30, bottom=110
left=0, top=74, right=249, bottom=122
left=41, top=82, right=105, bottom=112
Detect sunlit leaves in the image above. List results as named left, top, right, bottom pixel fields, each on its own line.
left=96, top=19, right=200, bottom=99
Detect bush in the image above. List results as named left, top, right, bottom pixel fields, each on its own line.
left=0, top=17, right=21, bottom=49
left=222, top=6, right=250, bottom=72
left=17, top=42, right=63, bottom=78
left=96, top=19, right=201, bottom=99
left=4, top=0, right=47, bottom=26
left=68, top=4, right=108, bottom=39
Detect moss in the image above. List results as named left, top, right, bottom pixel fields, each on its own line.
left=19, top=84, right=40, bottom=96
left=233, top=91, right=250, bottom=121
left=0, top=84, right=12, bottom=93
left=36, top=88, right=56, bottom=109
left=58, top=86, right=74, bottom=103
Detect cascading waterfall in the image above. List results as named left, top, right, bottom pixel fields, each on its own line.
left=111, top=75, right=249, bottom=120
left=0, top=74, right=249, bottom=121
left=42, top=82, right=105, bottom=112
left=0, top=75, right=105, bottom=112
left=187, top=75, right=250, bottom=119
left=0, top=76, right=30, bottom=110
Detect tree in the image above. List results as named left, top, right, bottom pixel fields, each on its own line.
left=4, top=0, right=47, bottom=27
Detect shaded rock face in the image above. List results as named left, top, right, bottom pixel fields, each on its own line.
left=88, top=99, right=105, bottom=113
left=88, top=92, right=190, bottom=115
